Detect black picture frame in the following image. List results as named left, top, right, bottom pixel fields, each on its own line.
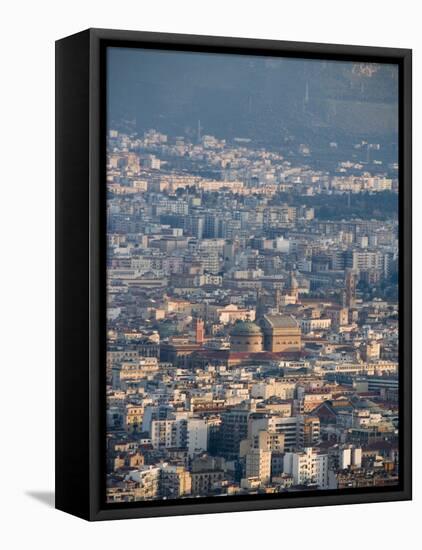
left=55, top=28, right=412, bottom=521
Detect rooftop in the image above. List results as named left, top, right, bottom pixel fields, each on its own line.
left=261, top=314, right=299, bottom=329
left=230, top=320, right=263, bottom=336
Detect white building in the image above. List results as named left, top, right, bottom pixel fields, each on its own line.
left=150, top=416, right=208, bottom=456
left=150, top=419, right=176, bottom=449
left=125, top=466, right=161, bottom=499
left=251, top=380, right=295, bottom=400
left=186, top=418, right=208, bottom=457
left=328, top=444, right=363, bottom=471
left=283, top=447, right=329, bottom=488
left=301, top=317, right=331, bottom=334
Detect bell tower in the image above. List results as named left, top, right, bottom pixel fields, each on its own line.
left=286, top=271, right=299, bottom=302
left=195, top=318, right=204, bottom=345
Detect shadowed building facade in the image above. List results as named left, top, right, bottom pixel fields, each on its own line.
left=230, top=320, right=264, bottom=352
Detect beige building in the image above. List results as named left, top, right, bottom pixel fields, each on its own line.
left=126, top=467, right=161, bottom=500
left=260, top=314, right=302, bottom=352
left=245, top=448, right=272, bottom=485
left=191, top=470, right=225, bottom=496
left=160, top=465, right=192, bottom=498
left=251, top=430, right=285, bottom=454
left=326, top=306, right=349, bottom=328
left=116, top=357, right=159, bottom=387
left=124, top=404, right=143, bottom=433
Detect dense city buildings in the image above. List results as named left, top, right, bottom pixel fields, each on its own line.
left=105, top=51, right=399, bottom=503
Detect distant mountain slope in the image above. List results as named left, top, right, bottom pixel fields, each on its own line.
left=107, top=47, right=398, bottom=143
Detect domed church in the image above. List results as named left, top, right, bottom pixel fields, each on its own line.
left=230, top=315, right=301, bottom=354
left=230, top=320, right=263, bottom=352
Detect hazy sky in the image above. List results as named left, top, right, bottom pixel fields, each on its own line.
left=107, top=46, right=399, bottom=143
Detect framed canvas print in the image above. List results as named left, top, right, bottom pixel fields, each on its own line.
left=55, top=28, right=412, bottom=521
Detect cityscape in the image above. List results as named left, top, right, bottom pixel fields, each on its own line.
left=106, top=50, right=399, bottom=503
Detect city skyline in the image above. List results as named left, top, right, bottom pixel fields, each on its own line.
left=106, top=47, right=399, bottom=504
